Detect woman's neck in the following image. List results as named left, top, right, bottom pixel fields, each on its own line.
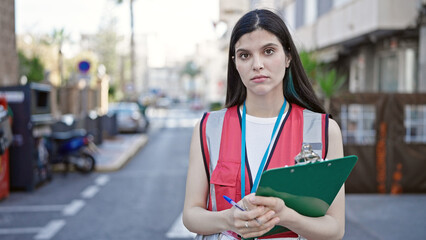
left=244, top=95, right=287, bottom=118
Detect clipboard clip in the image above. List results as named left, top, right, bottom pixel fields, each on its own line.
left=294, top=143, right=323, bottom=165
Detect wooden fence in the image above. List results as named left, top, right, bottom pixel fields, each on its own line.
left=330, top=93, right=426, bottom=193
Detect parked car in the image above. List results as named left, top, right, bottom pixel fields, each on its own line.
left=108, top=102, right=148, bottom=133
left=155, top=97, right=172, bottom=108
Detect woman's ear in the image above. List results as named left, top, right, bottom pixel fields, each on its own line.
left=285, top=50, right=292, bottom=68
left=286, top=56, right=291, bottom=68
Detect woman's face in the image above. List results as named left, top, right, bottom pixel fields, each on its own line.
left=234, top=29, right=290, bottom=99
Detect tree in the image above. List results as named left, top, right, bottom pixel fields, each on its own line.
left=181, top=60, right=201, bottom=99
left=18, top=50, right=45, bottom=83
left=96, top=15, right=121, bottom=81
left=316, top=69, right=346, bottom=112
left=299, top=50, right=346, bottom=112
left=299, top=51, right=318, bottom=81
left=50, top=28, right=68, bottom=86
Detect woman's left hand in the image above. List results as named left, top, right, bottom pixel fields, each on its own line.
left=246, top=195, right=292, bottom=226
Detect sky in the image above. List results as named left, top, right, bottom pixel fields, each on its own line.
left=15, top=0, right=220, bottom=66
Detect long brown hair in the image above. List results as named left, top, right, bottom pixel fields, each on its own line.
left=225, top=9, right=325, bottom=114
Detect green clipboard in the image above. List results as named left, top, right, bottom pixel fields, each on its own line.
left=252, top=155, right=358, bottom=238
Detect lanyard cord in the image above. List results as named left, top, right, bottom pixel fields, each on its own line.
left=241, top=99, right=287, bottom=198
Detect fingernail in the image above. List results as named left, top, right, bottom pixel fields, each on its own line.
left=274, top=217, right=280, bottom=224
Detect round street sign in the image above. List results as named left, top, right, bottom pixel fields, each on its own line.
left=78, top=60, right=91, bottom=73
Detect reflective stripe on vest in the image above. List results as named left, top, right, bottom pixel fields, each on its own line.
left=200, top=104, right=328, bottom=239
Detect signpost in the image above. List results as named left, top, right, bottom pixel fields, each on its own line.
left=78, top=60, right=91, bottom=115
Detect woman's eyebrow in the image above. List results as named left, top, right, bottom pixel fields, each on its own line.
left=261, top=43, right=280, bottom=48
left=235, top=43, right=280, bottom=53
left=235, top=48, right=248, bottom=53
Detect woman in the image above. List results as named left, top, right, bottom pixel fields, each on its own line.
left=183, top=9, right=345, bottom=240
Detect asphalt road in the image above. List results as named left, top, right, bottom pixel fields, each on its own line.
left=0, top=106, right=425, bottom=240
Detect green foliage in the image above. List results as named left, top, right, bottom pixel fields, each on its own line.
left=317, top=69, right=346, bottom=98
left=18, top=51, right=45, bottom=82
left=52, top=28, right=66, bottom=44
left=210, top=102, right=223, bottom=111
left=299, top=50, right=345, bottom=98
left=299, top=51, right=318, bottom=81
left=182, top=61, right=201, bottom=78
left=108, top=84, right=117, bottom=99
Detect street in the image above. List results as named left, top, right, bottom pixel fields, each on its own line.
left=0, top=106, right=425, bottom=240
left=0, top=105, right=200, bottom=240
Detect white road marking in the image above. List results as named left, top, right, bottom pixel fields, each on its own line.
left=0, top=205, right=64, bottom=212
left=166, top=212, right=196, bottom=238
left=81, top=185, right=99, bottom=199
left=95, top=174, right=110, bottom=186
left=34, top=220, right=66, bottom=240
left=0, top=227, right=41, bottom=235
left=62, top=200, right=85, bottom=216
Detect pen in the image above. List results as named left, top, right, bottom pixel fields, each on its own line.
left=223, top=195, right=245, bottom=211
left=223, top=195, right=261, bottom=224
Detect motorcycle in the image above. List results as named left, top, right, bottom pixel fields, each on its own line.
left=45, top=128, right=97, bottom=174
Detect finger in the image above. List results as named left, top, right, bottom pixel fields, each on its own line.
left=255, top=210, right=276, bottom=225
left=242, top=215, right=278, bottom=233
left=241, top=217, right=280, bottom=239
left=239, top=193, right=256, bottom=210
left=249, top=195, right=284, bottom=209
left=235, top=205, right=265, bottom=221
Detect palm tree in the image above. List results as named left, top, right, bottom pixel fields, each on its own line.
left=316, top=69, right=346, bottom=112
left=182, top=60, right=201, bottom=99
left=52, top=28, right=66, bottom=85
left=300, top=50, right=346, bottom=112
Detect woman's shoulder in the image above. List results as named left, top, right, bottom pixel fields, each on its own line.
left=204, top=107, right=233, bottom=119
left=328, top=118, right=342, bottom=133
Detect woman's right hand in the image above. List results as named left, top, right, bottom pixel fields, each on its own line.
left=224, top=194, right=280, bottom=239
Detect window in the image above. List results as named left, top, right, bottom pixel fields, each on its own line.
left=304, top=0, right=317, bottom=25
left=405, top=105, right=426, bottom=143
left=317, top=0, right=333, bottom=17
left=284, top=2, right=296, bottom=31
left=340, top=104, right=376, bottom=145
left=403, top=48, right=417, bottom=92
left=378, top=53, right=398, bottom=92
left=295, top=0, right=305, bottom=29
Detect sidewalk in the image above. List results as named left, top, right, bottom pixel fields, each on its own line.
left=94, top=134, right=149, bottom=172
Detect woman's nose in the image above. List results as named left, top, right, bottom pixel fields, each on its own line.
left=252, top=55, right=264, bottom=71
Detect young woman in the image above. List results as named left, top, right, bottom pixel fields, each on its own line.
left=183, top=9, right=345, bottom=240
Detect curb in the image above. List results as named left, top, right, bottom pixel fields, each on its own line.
left=95, top=134, right=149, bottom=172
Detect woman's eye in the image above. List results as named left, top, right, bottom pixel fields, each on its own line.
left=265, top=48, right=275, bottom=55
left=239, top=53, right=250, bottom=60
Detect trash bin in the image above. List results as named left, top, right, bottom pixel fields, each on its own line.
left=0, top=97, right=13, bottom=200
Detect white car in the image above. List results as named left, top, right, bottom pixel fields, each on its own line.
left=108, top=102, right=148, bottom=133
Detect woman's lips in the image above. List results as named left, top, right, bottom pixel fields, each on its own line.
left=251, top=75, right=268, bottom=83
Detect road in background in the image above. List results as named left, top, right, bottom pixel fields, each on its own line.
left=0, top=104, right=425, bottom=239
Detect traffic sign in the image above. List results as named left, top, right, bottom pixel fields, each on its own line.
left=78, top=61, right=91, bottom=74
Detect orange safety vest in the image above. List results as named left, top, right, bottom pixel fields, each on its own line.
left=199, top=104, right=329, bottom=239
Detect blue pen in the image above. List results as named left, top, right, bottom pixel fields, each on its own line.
left=223, top=195, right=245, bottom=211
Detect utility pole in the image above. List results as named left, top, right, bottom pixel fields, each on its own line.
left=130, top=0, right=136, bottom=94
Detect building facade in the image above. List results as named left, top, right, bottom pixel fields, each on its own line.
left=0, top=0, right=18, bottom=86
left=276, top=0, right=423, bottom=93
